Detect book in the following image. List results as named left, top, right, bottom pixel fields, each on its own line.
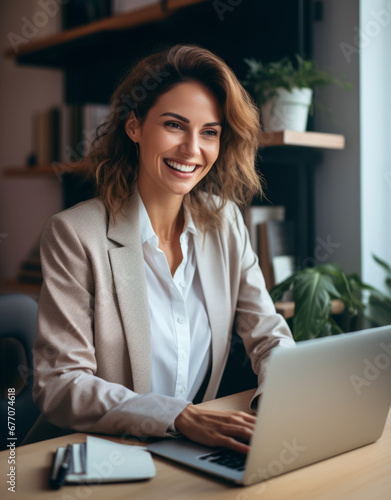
left=50, top=436, right=155, bottom=487
left=33, top=107, right=60, bottom=166
left=112, top=0, right=160, bottom=15
left=244, top=205, right=285, bottom=256
left=35, top=110, right=50, bottom=165
left=272, top=255, right=295, bottom=285
left=60, top=104, right=110, bottom=163
left=258, top=220, right=296, bottom=290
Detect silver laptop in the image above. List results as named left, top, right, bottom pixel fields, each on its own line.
left=147, top=325, right=391, bottom=486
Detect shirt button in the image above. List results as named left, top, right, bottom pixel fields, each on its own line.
left=169, top=283, right=174, bottom=289
left=179, top=386, right=186, bottom=394
left=177, top=316, right=185, bottom=324
left=180, top=281, right=186, bottom=288
left=180, top=352, right=187, bottom=360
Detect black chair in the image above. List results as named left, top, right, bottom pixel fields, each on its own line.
left=0, top=294, right=40, bottom=450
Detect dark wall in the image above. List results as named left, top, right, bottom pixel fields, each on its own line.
left=62, top=0, right=314, bottom=104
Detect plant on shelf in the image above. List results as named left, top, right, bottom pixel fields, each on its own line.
left=269, top=255, right=391, bottom=342
left=241, top=54, right=352, bottom=132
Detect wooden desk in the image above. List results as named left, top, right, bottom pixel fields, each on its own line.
left=1, top=390, right=390, bottom=499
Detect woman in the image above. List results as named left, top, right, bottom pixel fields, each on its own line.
left=32, top=44, right=295, bottom=454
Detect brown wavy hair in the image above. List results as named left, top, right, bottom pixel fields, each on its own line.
left=80, top=43, right=263, bottom=230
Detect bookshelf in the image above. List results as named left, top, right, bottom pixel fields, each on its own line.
left=2, top=1, right=343, bottom=266
left=3, top=0, right=207, bottom=65
left=3, top=1, right=347, bottom=372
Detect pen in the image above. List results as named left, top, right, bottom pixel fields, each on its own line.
left=51, top=444, right=72, bottom=490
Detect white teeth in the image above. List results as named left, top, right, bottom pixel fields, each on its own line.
left=165, top=159, right=197, bottom=173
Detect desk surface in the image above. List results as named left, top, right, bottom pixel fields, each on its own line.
left=1, top=389, right=390, bottom=500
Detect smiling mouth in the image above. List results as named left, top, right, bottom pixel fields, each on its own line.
left=163, top=159, right=200, bottom=173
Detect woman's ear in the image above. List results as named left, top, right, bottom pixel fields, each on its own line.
left=125, top=111, right=141, bottom=142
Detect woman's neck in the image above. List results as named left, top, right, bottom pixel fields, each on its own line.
left=137, top=182, right=184, bottom=242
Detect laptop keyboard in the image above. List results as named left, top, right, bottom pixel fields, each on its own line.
left=198, top=449, right=246, bottom=471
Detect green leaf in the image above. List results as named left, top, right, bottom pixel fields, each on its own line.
left=349, top=273, right=391, bottom=304
left=365, top=294, right=391, bottom=326
left=347, top=272, right=391, bottom=327
left=318, top=264, right=363, bottom=314
left=372, top=254, right=391, bottom=277
left=242, top=54, right=352, bottom=109
left=320, top=316, right=344, bottom=337
left=270, top=273, right=297, bottom=303
left=291, top=270, right=339, bottom=340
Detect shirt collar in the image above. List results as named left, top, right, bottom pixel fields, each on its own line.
left=138, top=192, right=198, bottom=246
left=138, top=193, right=156, bottom=246
left=183, top=205, right=198, bottom=237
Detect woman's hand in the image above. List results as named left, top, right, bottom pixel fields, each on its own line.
left=174, top=404, right=256, bottom=454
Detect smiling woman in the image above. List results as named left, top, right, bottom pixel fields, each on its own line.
left=29, top=44, right=295, bottom=455
left=81, top=43, right=264, bottom=230
left=126, top=81, right=222, bottom=207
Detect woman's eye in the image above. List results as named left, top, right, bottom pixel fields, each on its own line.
left=164, top=122, right=218, bottom=137
left=165, top=121, right=182, bottom=129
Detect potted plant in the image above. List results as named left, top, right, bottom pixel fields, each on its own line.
left=269, top=255, right=391, bottom=342
left=241, top=54, right=352, bottom=132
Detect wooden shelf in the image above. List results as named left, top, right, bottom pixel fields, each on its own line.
left=260, top=130, right=345, bottom=149
left=275, top=299, right=345, bottom=320
left=3, top=0, right=207, bottom=64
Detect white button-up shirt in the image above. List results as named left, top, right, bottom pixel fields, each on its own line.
left=138, top=195, right=212, bottom=403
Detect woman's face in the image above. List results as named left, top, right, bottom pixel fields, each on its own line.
left=125, top=80, right=223, bottom=199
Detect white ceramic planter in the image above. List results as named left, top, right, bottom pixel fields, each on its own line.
left=261, top=87, right=313, bottom=132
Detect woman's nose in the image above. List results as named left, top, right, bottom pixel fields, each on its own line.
left=179, top=131, right=201, bottom=157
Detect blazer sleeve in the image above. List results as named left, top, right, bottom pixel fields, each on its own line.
left=230, top=205, right=296, bottom=411
left=33, top=214, right=189, bottom=438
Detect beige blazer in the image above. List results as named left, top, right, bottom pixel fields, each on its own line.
left=31, top=193, right=294, bottom=441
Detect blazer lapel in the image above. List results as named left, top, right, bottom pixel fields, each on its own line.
left=107, top=194, right=152, bottom=394
left=194, top=231, right=231, bottom=401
